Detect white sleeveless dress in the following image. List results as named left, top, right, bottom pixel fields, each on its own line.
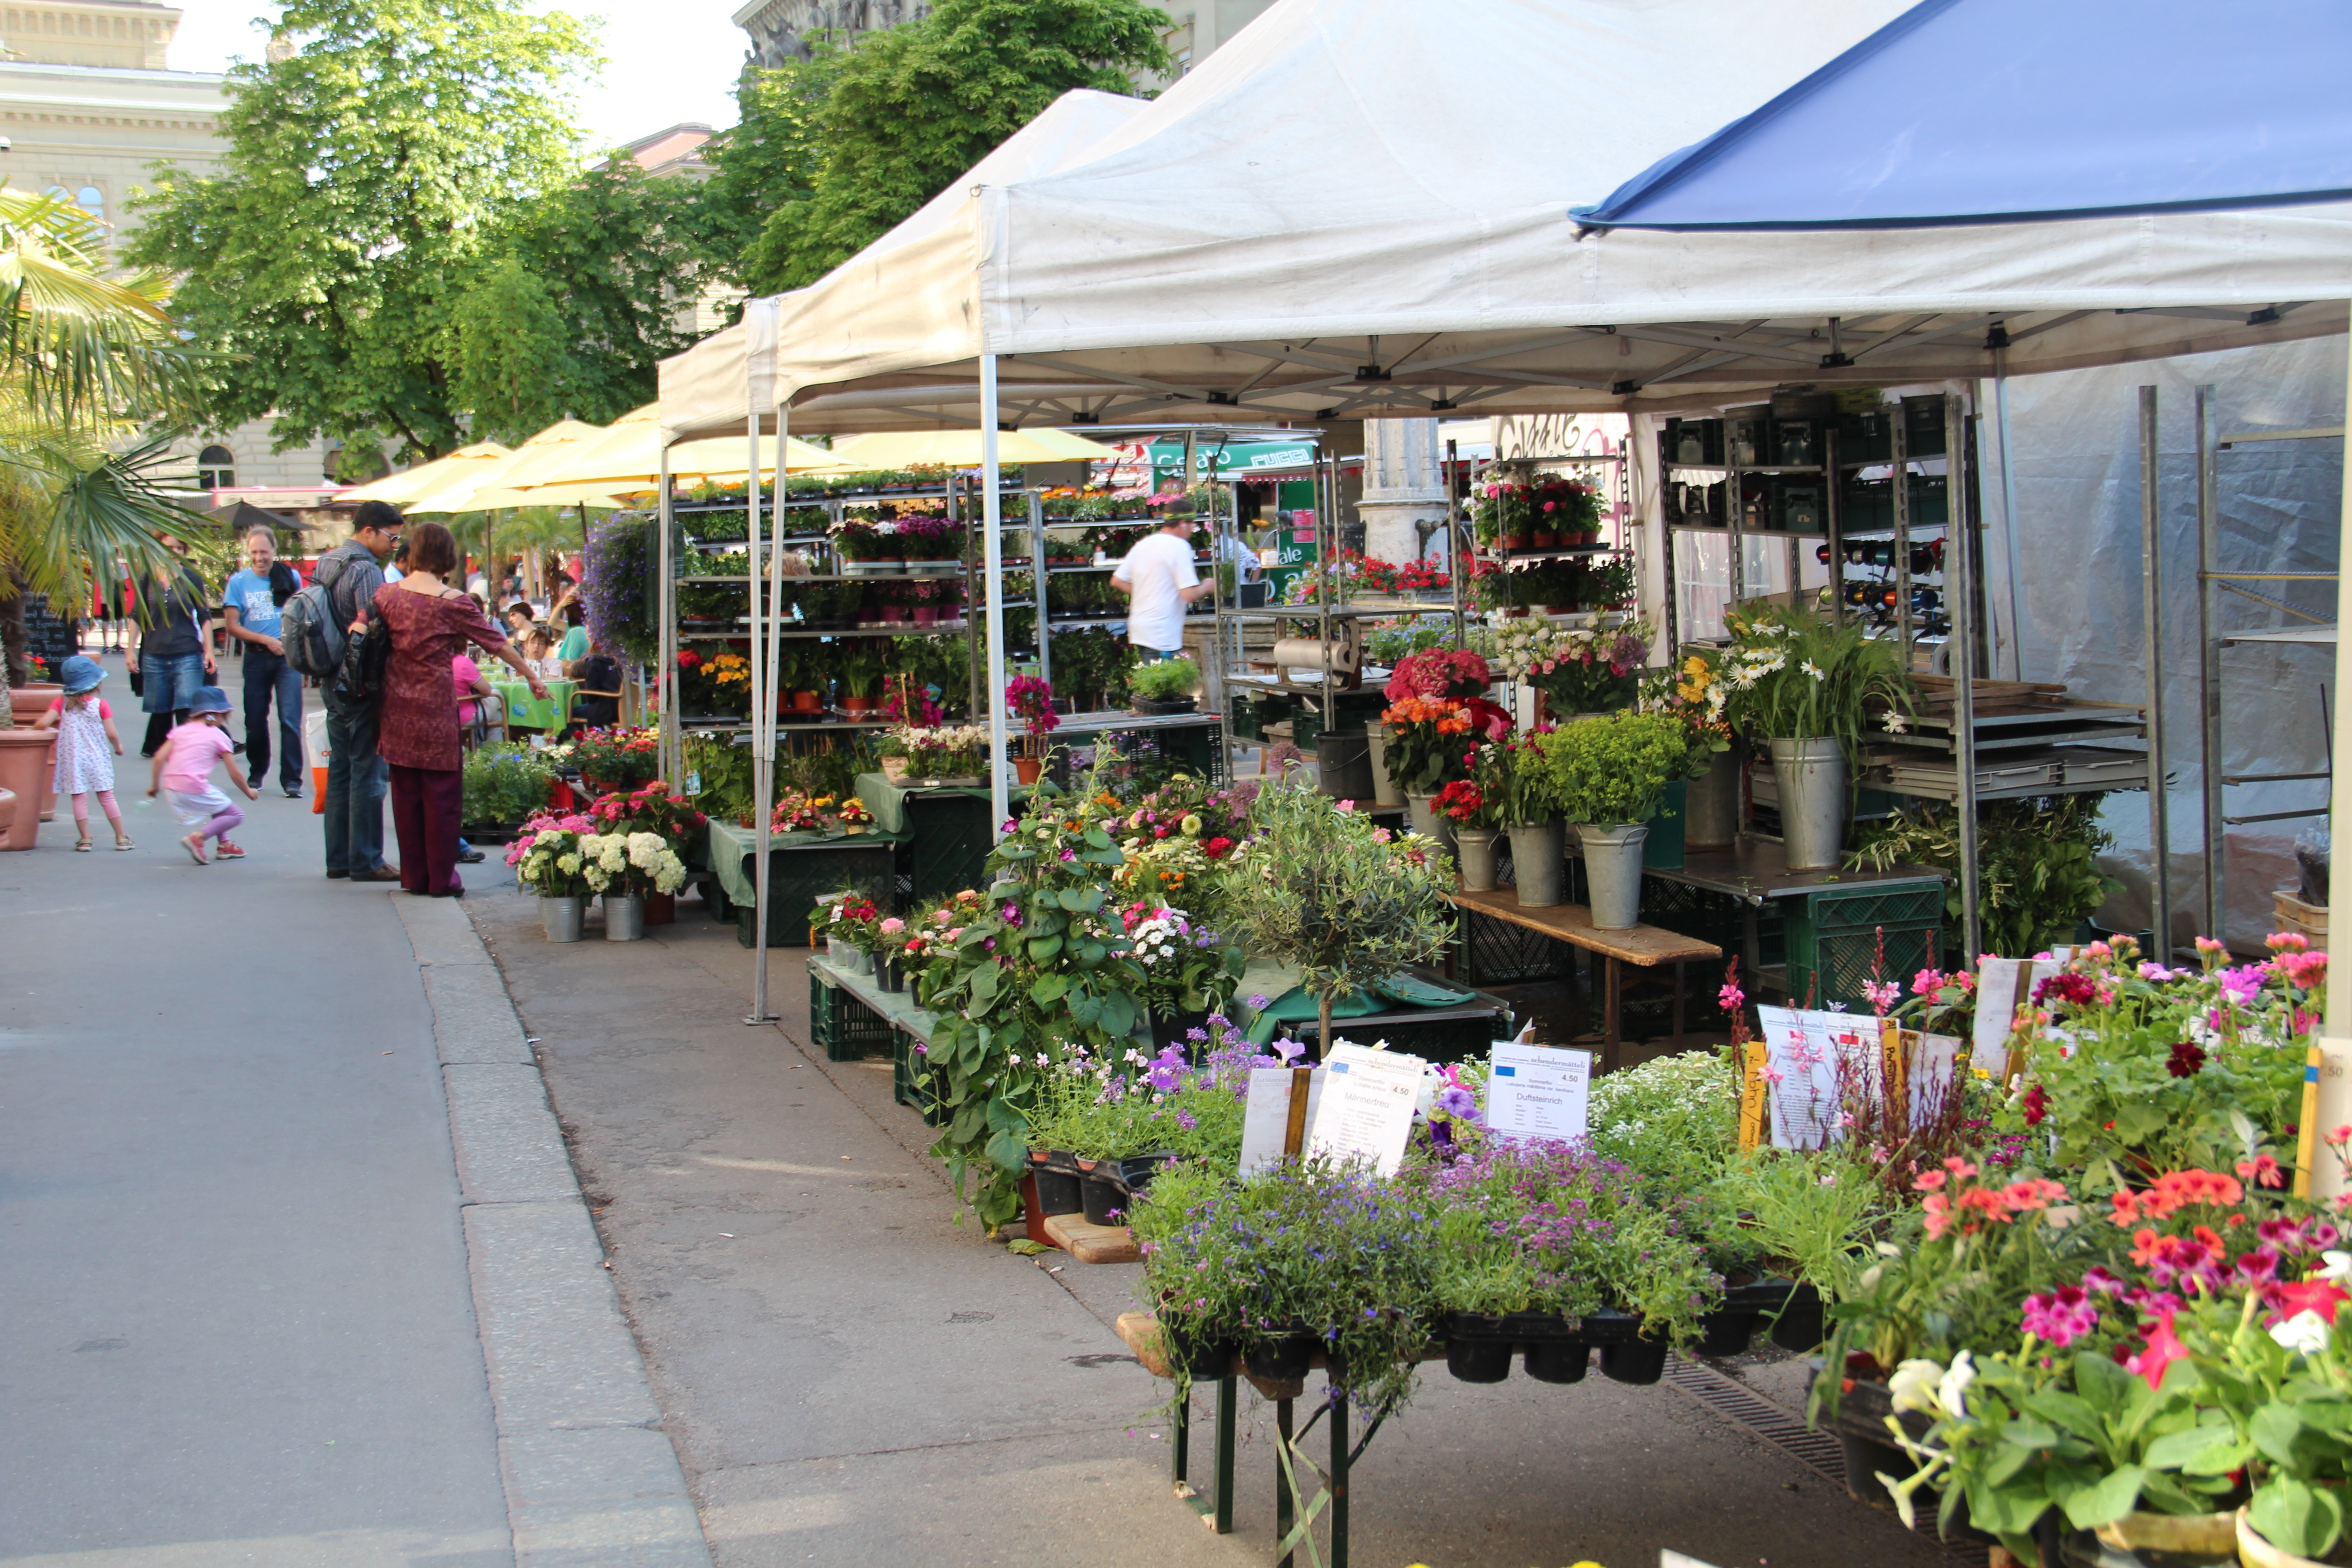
left=52, top=697, right=116, bottom=795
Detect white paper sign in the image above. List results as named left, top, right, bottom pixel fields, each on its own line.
left=1911, top=1032, right=1962, bottom=1129
left=1759, top=1006, right=1878, bottom=1150
left=1485, top=1043, right=1593, bottom=1145
left=1238, top=1067, right=1325, bottom=1176
left=1972, top=955, right=2067, bottom=1072
left=1303, top=1045, right=1426, bottom=1175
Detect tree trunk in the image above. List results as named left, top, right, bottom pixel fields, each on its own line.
left=1316, top=993, right=1333, bottom=1064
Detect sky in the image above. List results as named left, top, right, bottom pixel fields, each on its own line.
left=165, top=1, right=747, bottom=151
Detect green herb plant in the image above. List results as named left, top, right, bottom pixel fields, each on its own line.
left=1535, top=711, right=1689, bottom=825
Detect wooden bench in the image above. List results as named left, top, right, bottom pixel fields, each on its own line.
left=1442, top=888, right=1721, bottom=1070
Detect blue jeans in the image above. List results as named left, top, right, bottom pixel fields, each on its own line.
left=241, top=651, right=304, bottom=789
left=140, top=651, right=205, bottom=715
left=323, top=697, right=387, bottom=873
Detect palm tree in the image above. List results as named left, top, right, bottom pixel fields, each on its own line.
left=0, top=187, right=210, bottom=685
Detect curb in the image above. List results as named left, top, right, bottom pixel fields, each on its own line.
left=394, top=892, right=713, bottom=1568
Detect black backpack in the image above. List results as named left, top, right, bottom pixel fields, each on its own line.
left=281, top=553, right=352, bottom=678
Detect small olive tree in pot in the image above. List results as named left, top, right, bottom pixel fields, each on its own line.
left=1220, top=779, right=1455, bottom=1055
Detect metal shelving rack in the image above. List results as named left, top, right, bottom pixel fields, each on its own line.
left=2194, top=387, right=2344, bottom=937
left=654, top=476, right=1027, bottom=784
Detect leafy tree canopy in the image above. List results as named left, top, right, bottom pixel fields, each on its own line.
left=127, top=0, right=596, bottom=461
left=738, top=0, right=1170, bottom=294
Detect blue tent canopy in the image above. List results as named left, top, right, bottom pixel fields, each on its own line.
left=1581, top=0, right=2352, bottom=230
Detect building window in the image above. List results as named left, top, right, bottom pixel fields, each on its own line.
left=75, top=184, right=102, bottom=218
left=196, top=445, right=233, bottom=491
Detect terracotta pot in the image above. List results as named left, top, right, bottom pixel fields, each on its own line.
left=1530, top=531, right=1557, bottom=549
left=0, top=729, right=54, bottom=849
left=791, top=690, right=823, bottom=713
left=10, top=682, right=60, bottom=724
left=1015, top=758, right=1043, bottom=785
left=842, top=696, right=876, bottom=715
left=1496, top=534, right=1528, bottom=552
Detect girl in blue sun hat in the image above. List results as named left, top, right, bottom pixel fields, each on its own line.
left=31, top=653, right=131, bottom=850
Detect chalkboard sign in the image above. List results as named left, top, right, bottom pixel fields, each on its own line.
left=21, top=592, right=76, bottom=680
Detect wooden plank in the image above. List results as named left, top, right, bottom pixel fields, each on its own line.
left=1043, top=1212, right=1142, bottom=1265
left=1446, top=887, right=1720, bottom=966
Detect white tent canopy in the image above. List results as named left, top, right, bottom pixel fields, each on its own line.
left=659, top=0, right=2350, bottom=441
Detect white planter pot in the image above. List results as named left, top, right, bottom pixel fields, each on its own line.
left=540, top=894, right=585, bottom=942
left=1769, top=736, right=1847, bottom=871
left=1506, top=820, right=1566, bottom=907
left=1364, top=721, right=1404, bottom=806
left=1575, top=822, right=1651, bottom=929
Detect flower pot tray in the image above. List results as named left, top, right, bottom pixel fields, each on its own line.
left=1037, top=1213, right=1139, bottom=1265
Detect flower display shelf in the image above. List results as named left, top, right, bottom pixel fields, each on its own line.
left=1118, top=1279, right=1815, bottom=1565
left=1639, top=839, right=1942, bottom=1012
left=1439, top=887, right=1720, bottom=1072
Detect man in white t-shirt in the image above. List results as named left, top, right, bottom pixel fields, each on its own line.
left=1110, top=519, right=1210, bottom=657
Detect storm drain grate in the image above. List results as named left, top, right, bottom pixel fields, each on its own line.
left=1666, top=1357, right=1980, bottom=1557
left=1664, top=1355, right=1846, bottom=1487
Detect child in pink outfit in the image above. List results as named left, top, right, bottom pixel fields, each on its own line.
left=147, top=686, right=257, bottom=864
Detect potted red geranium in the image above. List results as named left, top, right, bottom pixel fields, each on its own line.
left=1005, top=674, right=1057, bottom=784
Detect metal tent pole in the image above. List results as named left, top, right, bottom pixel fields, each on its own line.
left=2140, top=386, right=2172, bottom=960
left=2195, top=384, right=2225, bottom=941
left=1948, top=395, right=1982, bottom=963
left=658, top=446, right=676, bottom=785
left=748, top=386, right=775, bottom=1023
left=2314, top=322, right=2352, bottom=1192
left=982, top=356, right=1011, bottom=835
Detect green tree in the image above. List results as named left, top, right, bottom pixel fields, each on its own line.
left=446, top=256, right=572, bottom=445
left=744, top=0, right=1169, bottom=293
left=126, top=0, right=596, bottom=461
left=699, top=49, right=843, bottom=294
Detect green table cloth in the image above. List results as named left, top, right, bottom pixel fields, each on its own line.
left=705, top=817, right=906, bottom=911
left=851, top=772, right=1010, bottom=835
left=494, top=678, right=576, bottom=731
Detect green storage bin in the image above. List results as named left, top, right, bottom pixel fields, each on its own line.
left=904, top=789, right=994, bottom=903
left=733, top=841, right=896, bottom=948
left=1783, top=880, right=1944, bottom=1011
left=811, top=974, right=894, bottom=1063
left=1642, top=779, right=1687, bottom=871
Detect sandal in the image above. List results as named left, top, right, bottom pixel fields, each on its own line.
left=74, top=835, right=91, bottom=852
left=181, top=833, right=209, bottom=866
left=214, top=840, right=247, bottom=860
left=113, top=834, right=134, bottom=850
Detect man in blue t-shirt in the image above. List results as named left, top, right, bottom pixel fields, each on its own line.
left=220, top=524, right=307, bottom=797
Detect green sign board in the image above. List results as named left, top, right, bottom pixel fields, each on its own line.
left=1148, top=439, right=1320, bottom=479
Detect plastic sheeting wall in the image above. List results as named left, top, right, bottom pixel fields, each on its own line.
left=1982, top=337, right=2344, bottom=951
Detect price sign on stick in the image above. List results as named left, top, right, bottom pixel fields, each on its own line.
left=1238, top=1067, right=1325, bottom=1176
left=1485, top=1043, right=1592, bottom=1145
left=1304, top=1045, right=1426, bottom=1176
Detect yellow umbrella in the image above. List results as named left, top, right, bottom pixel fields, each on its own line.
left=341, top=441, right=513, bottom=506
left=513, top=424, right=856, bottom=497
left=435, top=418, right=619, bottom=511
left=830, top=427, right=1120, bottom=467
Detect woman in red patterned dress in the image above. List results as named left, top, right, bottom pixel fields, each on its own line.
left=372, top=521, right=548, bottom=896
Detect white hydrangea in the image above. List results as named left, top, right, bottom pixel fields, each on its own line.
left=557, top=853, right=582, bottom=875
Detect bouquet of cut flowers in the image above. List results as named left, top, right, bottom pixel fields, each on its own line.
left=1380, top=694, right=1510, bottom=795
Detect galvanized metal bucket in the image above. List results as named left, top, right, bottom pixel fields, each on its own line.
left=1455, top=827, right=1502, bottom=892
left=1506, top=819, right=1566, bottom=907
left=1575, top=822, right=1651, bottom=929
left=540, top=895, right=585, bottom=943
left=604, top=893, right=645, bottom=942
left=1769, top=737, right=1847, bottom=871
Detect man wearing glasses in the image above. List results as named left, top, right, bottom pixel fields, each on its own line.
left=318, top=501, right=404, bottom=883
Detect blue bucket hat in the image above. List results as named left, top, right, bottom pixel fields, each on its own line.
left=187, top=686, right=233, bottom=717
left=59, top=654, right=103, bottom=695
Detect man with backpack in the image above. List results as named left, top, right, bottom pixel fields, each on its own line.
left=296, top=501, right=403, bottom=882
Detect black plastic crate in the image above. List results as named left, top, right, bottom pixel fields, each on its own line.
left=733, top=841, right=896, bottom=948
left=903, top=789, right=993, bottom=903
left=811, top=974, right=894, bottom=1063
left=1457, top=909, right=1570, bottom=985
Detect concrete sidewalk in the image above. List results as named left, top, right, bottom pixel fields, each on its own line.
left=1, top=664, right=706, bottom=1568
left=472, top=885, right=1956, bottom=1568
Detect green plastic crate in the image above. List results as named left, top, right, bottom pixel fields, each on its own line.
left=1783, top=880, right=1944, bottom=1010
left=811, top=974, right=895, bottom=1063
left=733, top=841, right=896, bottom=948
